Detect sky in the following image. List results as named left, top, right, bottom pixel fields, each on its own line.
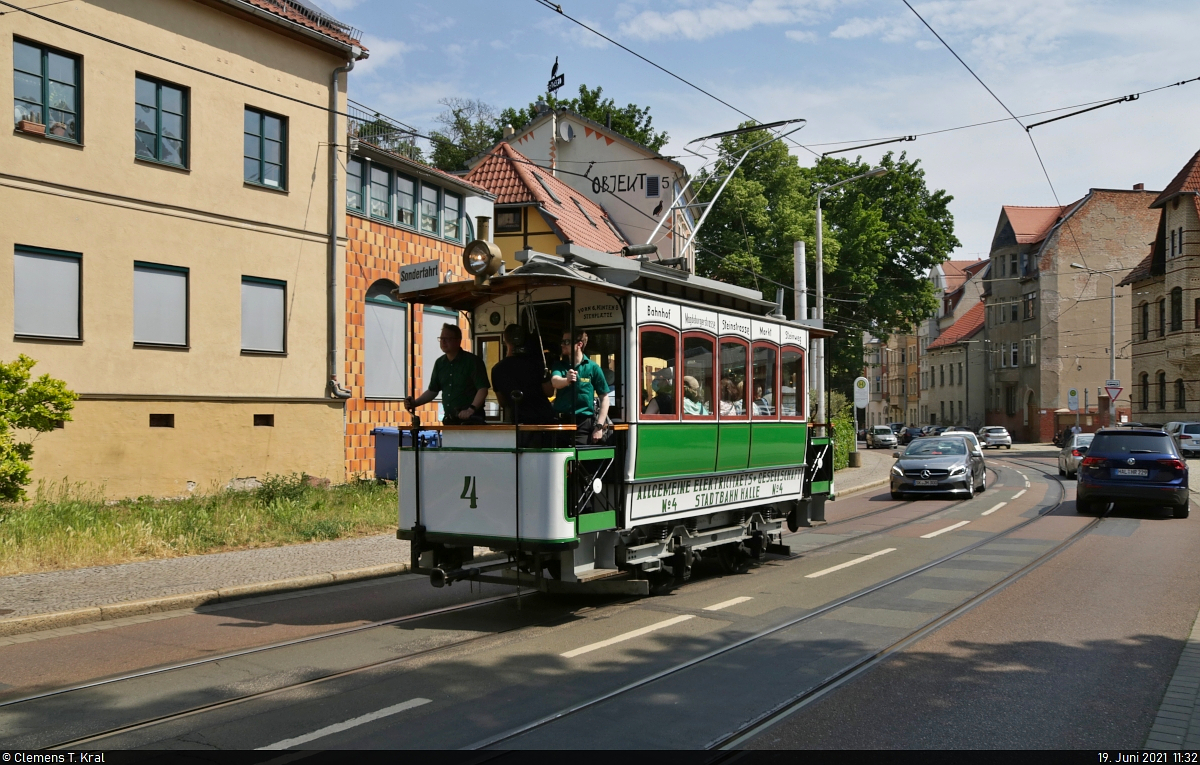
left=319, top=0, right=1200, bottom=260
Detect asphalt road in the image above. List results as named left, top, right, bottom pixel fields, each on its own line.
left=1, top=456, right=1196, bottom=750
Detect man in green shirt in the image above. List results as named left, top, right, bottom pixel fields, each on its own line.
left=551, top=329, right=611, bottom=445
left=406, top=323, right=490, bottom=424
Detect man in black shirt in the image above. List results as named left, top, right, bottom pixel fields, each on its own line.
left=491, top=325, right=556, bottom=445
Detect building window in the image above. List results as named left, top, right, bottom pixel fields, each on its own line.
left=244, top=107, right=286, bottom=189
left=14, top=246, right=81, bottom=340
left=1181, top=226, right=1186, bottom=256
left=1005, top=386, right=1017, bottom=416
left=254, top=414, right=275, bottom=427
left=496, top=209, right=521, bottom=232
left=1020, top=252, right=1028, bottom=276
left=369, top=165, right=391, bottom=219
left=1010, top=300, right=1019, bottom=322
left=1142, top=302, right=1150, bottom=340
left=958, top=362, right=964, bottom=383
left=1023, top=338, right=1037, bottom=366
left=1023, top=292, right=1037, bottom=320
left=1009, top=253, right=1018, bottom=277
left=1141, top=373, right=1149, bottom=411
left=444, top=192, right=462, bottom=240
left=241, top=276, right=286, bottom=353
left=365, top=281, right=407, bottom=399
left=1158, top=371, right=1167, bottom=410
left=13, top=39, right=79, bottom=142
left=134, top=75, right=187, bottom=167
left=133, top=262, right=188, bottom=347
left=1010, top=342, right=1019, bottom=368
left=646, top=175, right=660, bottom=198
left=395, top=173, right=416, bottom=227
left=346, top=157, right=364, bottom=212
left=1177, top=379, right=1187, bottom=410
left=1172, top=228, right=1178, bottom=257
left=1171, top=287, right=1183, bottom=332
left=1159, top=299, right=1167, bottom=337
left=148, top=413, right=174, bottom=428
left=420, top=184, right=439, bottom=234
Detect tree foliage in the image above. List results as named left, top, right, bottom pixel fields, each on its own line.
left=500, top=84, right=669, bottom=153
left=693, top=123, right=959, bottom=394
left=0, top=355, right=77, bottom=501
left=429, top=98, right=501, bottom=172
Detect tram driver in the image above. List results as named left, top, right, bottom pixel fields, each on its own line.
left=551, top=329, right=611, bottom=445
left=491, top=324, right=556, bottom=433
left=404, top=323, right=490, bottom=425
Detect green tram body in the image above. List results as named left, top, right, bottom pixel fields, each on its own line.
left=397, top=246, right=835, bottom=594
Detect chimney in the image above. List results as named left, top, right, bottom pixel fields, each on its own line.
left=1133, top=183, right=1145, bottom=190
left=503, top=124, right=514, bottom=139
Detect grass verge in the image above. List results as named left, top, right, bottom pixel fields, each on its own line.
left=0, top=474, right=398, bottom=576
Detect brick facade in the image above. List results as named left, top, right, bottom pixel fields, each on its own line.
left=343, top=214, right=470, bottom=478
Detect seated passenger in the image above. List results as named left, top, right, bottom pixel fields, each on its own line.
left=682, top=376, right=709, bottom=415
left=719, top=378, right=742, bottom=416
left=752, top=385, right=773, bottom=415
left=644, top=368, right=676, bottom=415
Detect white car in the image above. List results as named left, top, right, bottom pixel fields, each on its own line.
left=979, top=426, right=1012, bottom=449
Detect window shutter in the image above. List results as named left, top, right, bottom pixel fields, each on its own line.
left=241, top=279, right=285, bottom=352
left=365, top=300, right=407, bottom=398
left=134, top=265, right=187, bottom=345
left=14, top=249, right=79, bottom=338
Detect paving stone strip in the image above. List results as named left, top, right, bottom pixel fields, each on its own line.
left=1147, top=605, right=1200, bottom=749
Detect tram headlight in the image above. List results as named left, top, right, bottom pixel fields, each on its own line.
left=462, top=239, right=502, bottom=282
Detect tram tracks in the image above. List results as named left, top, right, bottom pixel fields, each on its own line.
left=468, top=460, right=1102, bottom=750
left=12, top=467, right=1016, bottom=750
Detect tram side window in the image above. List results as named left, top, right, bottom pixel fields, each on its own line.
left=586, top=327, right=623, bottom=421
left=477, top=334, right=502, bottom=419
left=781, top=347, right=804, bottom=419
left=718, top=340, right=748, bottom=418
left=682, top=335, right=714, bottom=417
left=752, top=343, right=777, bottom=419
left=641, top=329, right=678, bottom=417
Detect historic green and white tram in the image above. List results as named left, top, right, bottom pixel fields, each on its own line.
left=397, top=243, right=836, bottom=595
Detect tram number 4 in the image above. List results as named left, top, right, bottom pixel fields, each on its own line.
left=661, top=498, right=677, bottom=512
left=461, top=476, right=479, bottom=509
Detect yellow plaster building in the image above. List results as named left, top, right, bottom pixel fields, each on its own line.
left=2, top=0, right=366, bottom=496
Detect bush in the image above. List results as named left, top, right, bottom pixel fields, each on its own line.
left=828, top=391, right=854, bottom=471
left=0, top=355, right=77, bottom=501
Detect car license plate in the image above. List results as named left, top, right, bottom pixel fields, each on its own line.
left=914, top=479, right=938, bottom=486
left=1115, top=468, right=1148, bottom=477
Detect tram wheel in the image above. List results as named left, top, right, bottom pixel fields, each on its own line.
left=716, top=543, right=747, bottom=575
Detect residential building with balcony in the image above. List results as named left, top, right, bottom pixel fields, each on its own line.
left=926, top=301, right=985, bottom=430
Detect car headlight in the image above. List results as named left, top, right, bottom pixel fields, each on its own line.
left=949, top=466, right=967, bottom=476
left=891, top=465, right=904, bottom=476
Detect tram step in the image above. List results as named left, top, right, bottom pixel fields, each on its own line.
left=575, top=568, right=623, bottom=583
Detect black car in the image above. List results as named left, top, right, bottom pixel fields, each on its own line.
left=1076, top=428, right=1189, bottom=517
left=898, top=427, right=924, bottom=445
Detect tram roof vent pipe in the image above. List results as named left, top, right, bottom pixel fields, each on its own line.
left=770, top=287, right=786, bottom=319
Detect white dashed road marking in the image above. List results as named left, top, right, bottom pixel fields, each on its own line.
left=561, top=615, right=695, bottom=658
left=921, top=520, right=971, bottom=538
left=1012, top=489, right=1026, bottom=499
left=1025, top=481, right=1030, bottom=488
left=805, top=548, right=896, bottom=578
left=258, top=698, right=432, bottom=750
left=704, top=597, right=753, bottom=611
left=982, top=502, right=1006, bottom=516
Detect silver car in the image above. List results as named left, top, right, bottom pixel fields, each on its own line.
left=1056, top=432, right=1094, bottom=479
left=979, top=426, right=1012, bottom=449
left=890, top=436, right=987, bottom=500
left=866, top=425, right=898, bottom=449
left=1165, top=421, right=1200, bottom=458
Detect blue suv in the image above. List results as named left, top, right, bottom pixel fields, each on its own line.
left=1077, top=428, right=1190, bottom=517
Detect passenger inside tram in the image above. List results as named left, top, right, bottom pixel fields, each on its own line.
left=719, top=378, right=742, bottom=415
left=682, top=375, right=709, bottom=415
left=644, top=367, right=676, bottom=415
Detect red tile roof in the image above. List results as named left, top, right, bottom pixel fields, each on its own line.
left=940, top=259, right=983, bottom=292
left=927, top=301, right=984, bottom=350
left=464, top=142, right=627, bottom=253
left=237, top=0, right=363, bottom=47
left=1002, top=205, right=1070, bottom=244
left=1151, top=148, right=1200, bottom=208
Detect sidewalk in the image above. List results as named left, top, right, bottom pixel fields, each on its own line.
left=0, top=442, right=1056, bottom=640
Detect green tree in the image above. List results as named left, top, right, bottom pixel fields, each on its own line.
left=500, top=83, right=669, bottom=153
left=0, top=355, right=77, bottom=501
left=429, top=98, right=502, bottom=172
left=692, top=123, right=959, bottom=394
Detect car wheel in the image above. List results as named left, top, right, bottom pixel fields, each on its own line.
left=1058, top=466, right=1065, bottom=477
left=1006, top=445, right=1012, bottom=450
left=1174, top=504, right=1190, bottom=519
left=1076, top=498, right=1091, bottom=515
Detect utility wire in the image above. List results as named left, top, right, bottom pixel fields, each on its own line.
left=0, top=0, right=76, bottom=15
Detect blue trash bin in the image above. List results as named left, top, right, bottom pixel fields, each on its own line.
left=371, top=427, right=441, bottom=480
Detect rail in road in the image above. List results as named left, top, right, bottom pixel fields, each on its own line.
left=0, top=457, right=1134, bottom=750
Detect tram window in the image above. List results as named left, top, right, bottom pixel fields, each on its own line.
left=682, top=334, right=714, bottom=418
left=477, top=335, right=502, bottom=420
left=586, top=327, right=623, bottom=421
left=718, top=340, right=748, bottom=419
left=752, top=343, right=777, bottom=419
left=781, top=347, right=805, bottom=419
left=640, top=329, right=678, bottom=418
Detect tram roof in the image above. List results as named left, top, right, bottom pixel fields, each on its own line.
left=397, top=244, right=836, bottom=338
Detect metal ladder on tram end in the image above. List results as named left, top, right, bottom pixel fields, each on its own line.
left=795, top=423, right=835, bottom=527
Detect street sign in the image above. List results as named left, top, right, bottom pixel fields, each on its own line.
left=1104, top=386, right=1123, bottom=401
left=1067, top=388, right=1079, bottom=411
left=1105, top=379, right=1120, bottom=388
left=396, top=260, right=441, bottom=294
left=853, top=376, right=869, bottom=409
left=547, top=73, right=565, bottom=93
